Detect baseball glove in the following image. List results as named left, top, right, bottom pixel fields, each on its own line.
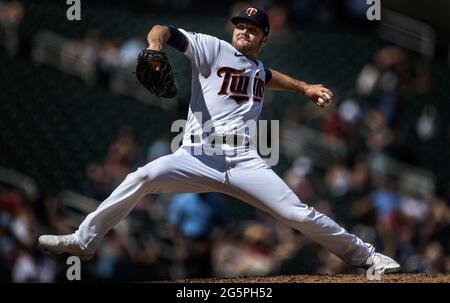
left=135, top=49, right=178, bottom=98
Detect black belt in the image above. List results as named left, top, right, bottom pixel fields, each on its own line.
left=190, top=133, right=250, bottom=147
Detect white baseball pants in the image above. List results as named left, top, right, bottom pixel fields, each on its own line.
left=75, top=145, right=374, bottom=266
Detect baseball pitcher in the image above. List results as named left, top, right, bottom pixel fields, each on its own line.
left=39, top=7, right=400, bottom=274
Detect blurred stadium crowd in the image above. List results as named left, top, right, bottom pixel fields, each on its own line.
left=0, top=0, right=449, bottom=282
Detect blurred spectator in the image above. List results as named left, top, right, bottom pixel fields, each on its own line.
left=371, top=178, right=401, bottom=256
left=211, top=220, right=299, bottom=277
left=362, top=109, right=393, bottom=154
left=0, top=0, right=23, bottom=26
left=325, top=162, right=352, bottom=198
left=321, top=106, right=347, bottom=139
left=147, top=138, right=171, bottom=162
left=0, top=0, right=24, bottom=56
left=167, top=193, right=227, bottom=279
left=12, top=249, right=56, bottom=282
left=119, top=35, right=145, bottom=67
left=94, top=229, right=125, bottom=280
left=12, top=250, right=38, bottom=282
left=0, top=189, right=24, bottom=214
left=399, top=191, right=429, bottom=223
left=10, top=206, right=36, bottom=248
left=81, top=30, right=102, bottom=63
left=84, top=162, right=112, bottom=201
left=356, top=46, right=409, bottom=96
left=103, top=127, right=139, bottom=186
left=97, top=40, right=122, bottom=86
left=266, top=5, right=291, bottom=40
left=349, top=154, right=372, bottom=197
left=412, top=62, right=435, bottom=94
left=338, top=98, right=362, bottom=125
left=41, top=195, right=74, bottom=234
left=284, top=156, right=315, bottom=201
left=416, top=104, right=438, bottom=141
left=422, top=241, right=446, bottom=273
left=355, top=46, right=418, bottom=125
left=60, top=29, right=102, bottom=83
left=0, top=189, right=60, bottom=282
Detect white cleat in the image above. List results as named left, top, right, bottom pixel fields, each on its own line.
left=38, top=234, right=94, bottom=261
left=365, top=252, right=401, bottom=274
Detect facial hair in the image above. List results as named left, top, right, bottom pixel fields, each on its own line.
left=234, top=36, right=263, bottom=57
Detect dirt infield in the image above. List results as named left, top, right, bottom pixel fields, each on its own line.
left=174, top=274, right=450, bottom=283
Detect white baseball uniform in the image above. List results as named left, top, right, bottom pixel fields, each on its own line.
left=74, top=28, right=375, bottom=266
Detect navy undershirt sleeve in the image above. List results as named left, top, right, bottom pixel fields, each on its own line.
left=265, top=67, right=272, bottom=84
left=166, top=25, right=188, bottom=52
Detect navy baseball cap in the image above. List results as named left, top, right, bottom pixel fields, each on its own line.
left=231, top=7, right=270, bottom=36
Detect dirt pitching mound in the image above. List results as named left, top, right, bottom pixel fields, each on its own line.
left=174, top=274, right=450, bottom=283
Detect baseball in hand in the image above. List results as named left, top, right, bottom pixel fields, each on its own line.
left=317, top=92, right=331, bottom=107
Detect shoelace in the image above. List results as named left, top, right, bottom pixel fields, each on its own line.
left=57, top=235, right=77, bottom=247
left=374, top=254, right=392, bottom=264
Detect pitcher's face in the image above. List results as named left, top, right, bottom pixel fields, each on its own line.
left=232, top=21, right=267, bottom=56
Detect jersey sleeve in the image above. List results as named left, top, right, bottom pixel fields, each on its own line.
left=177, top=28, right=221, bottom=76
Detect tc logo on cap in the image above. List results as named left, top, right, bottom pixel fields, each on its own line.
left=245, top=8, right=258, bottom=16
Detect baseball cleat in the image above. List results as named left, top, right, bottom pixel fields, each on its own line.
left=364, top=252, right=401, bottom=274
left=38, top=234, right=94, bottom=261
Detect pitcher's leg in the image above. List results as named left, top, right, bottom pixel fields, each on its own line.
left=75, top=148, right=225, bottom=253
left=225, top=162, right=374, bottom=266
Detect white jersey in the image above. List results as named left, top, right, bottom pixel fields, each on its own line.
left=177, top=29, right=269, bottom=146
